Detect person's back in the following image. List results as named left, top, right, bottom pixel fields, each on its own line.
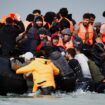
left=100, top=11, right=105, bottom=43
left=43, top=46, right=76, bottom=92
left=68, top=59, right=83, bottom=81
left=75, top=53, right=91, bottom=79
left=16, top=58, right=59, bottom=95
left=0, top=17, right=24, bottom=57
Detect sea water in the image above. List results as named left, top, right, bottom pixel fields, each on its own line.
left=0, top=90, right=105, bottom=105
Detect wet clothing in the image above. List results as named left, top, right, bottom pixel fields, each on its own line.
left=87, top=59, right=105, bottom=93
left=68, top=59, right=84, bottom=82
left=16, top=58, right=59, bottom=93
left=88, top=59, right=104, bottom=82
left=49, top=51, right=74, bottom=77
left=38, top=86, right=55, bottom=95
left=48, top=51, right=76, bottom=92
left=91, top=43, right=105, bottom=76
left=75, top=53, right=92, bottom=79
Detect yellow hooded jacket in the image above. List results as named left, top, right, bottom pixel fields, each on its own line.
left=16, top=58, right=59, bottom=92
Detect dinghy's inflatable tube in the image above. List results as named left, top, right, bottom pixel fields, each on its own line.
left=0, top=57, right=28, bottom=95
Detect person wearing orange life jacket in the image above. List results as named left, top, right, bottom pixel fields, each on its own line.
left=61, top=28, right=74, bottom=49
left=58, top=8, right=74, bottom=33
left=100, top=11, right=105, bottom=44
left=56, top=28, right=83, bottom=50
left=100, top=22, right=105, bottom=43
left=51, top=28, right=73, bottom=49
left=78, top=13, right=94, bottom=46
left=89, top=13, right=96, bottom=26
left=90, top=13, right=103, bottom=44
left=16, top=57, right=59, bottom=95
left=44, top=11, right=57, bottom=29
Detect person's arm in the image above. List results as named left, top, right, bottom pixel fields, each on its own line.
left=16, top=62, right=34, bottom=74
left=50, top=62, right=59, bottom=75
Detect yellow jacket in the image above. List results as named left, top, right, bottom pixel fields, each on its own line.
left=16, top=58, right=59, bottom=92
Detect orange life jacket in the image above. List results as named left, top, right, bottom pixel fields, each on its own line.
left=101, top=22, right=105, bottom=42
left=78, top=22, right=94, bottom=45
left=65, top=40, right=74, bottom=49
left=57, top=36, right=74, bottom=49
left=0, top=16, right=7, bottom=24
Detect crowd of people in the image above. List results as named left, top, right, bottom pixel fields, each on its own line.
left=0, top=8, right=105, bottom=95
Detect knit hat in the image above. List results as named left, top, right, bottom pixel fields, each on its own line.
left=73, top=35, right=83, bottom=50
left=19, top=52, right=34, bottom=61
left=61, top=28, right=71, bottom=35
left=38, top=27, right=48, bottom=35
left=94, top=22, right=101, bottom=27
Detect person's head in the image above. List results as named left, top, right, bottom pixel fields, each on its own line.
left=26, top=14, right=34, bottom=22
left=19, top=52, right=34, bottom=63
left=65, top=48, right=76, bottom=60
left=38, top=27, right=48, bottom=40
left=44, top=11, right=56, bottom=25
left=83, top=13, right=90, bottom=27
left=51, top=35, right=59, bottom=46
left=94, top=22, right=101, bottom=30
left=41, top=46, right=56, bottom=58
left=32, top=9, right=41, bottom=17
left=34, top=16, right=43, bottom=28
left=61, top=28, right=71, bottom=43
left=59, top=8, right=68, bottom=18
left=103, top=11, right=105, bottom=17
left=90, top=13, right=96, bottom=25
left=10, top=57, right=26, bottom=71
left=6, top=17, right=14, bottom=25
left=63, top=34, right=71, bottom=43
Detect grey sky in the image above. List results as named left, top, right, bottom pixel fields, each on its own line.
left=0, top=0, right=105, bottom=23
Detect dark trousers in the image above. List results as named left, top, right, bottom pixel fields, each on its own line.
left=95, top=82, right=105, bottom=93
left=55, top=74, right=76, bottom=92
left=39, top=86, right=55, bottom=95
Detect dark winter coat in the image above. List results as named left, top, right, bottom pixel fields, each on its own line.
left=49, top=51, right=75, bottom=78
left=68, top=59, right=84, bottom=82
left=0, top=57, right=27, bottom=95
left=27, top=26, right=40, bottom=52
left=88, top=59, right=105, bottom=82
left=0, top=21, right=24, bottom=57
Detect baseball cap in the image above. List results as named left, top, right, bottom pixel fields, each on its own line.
left=20, top=52, right=34, bottom=61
